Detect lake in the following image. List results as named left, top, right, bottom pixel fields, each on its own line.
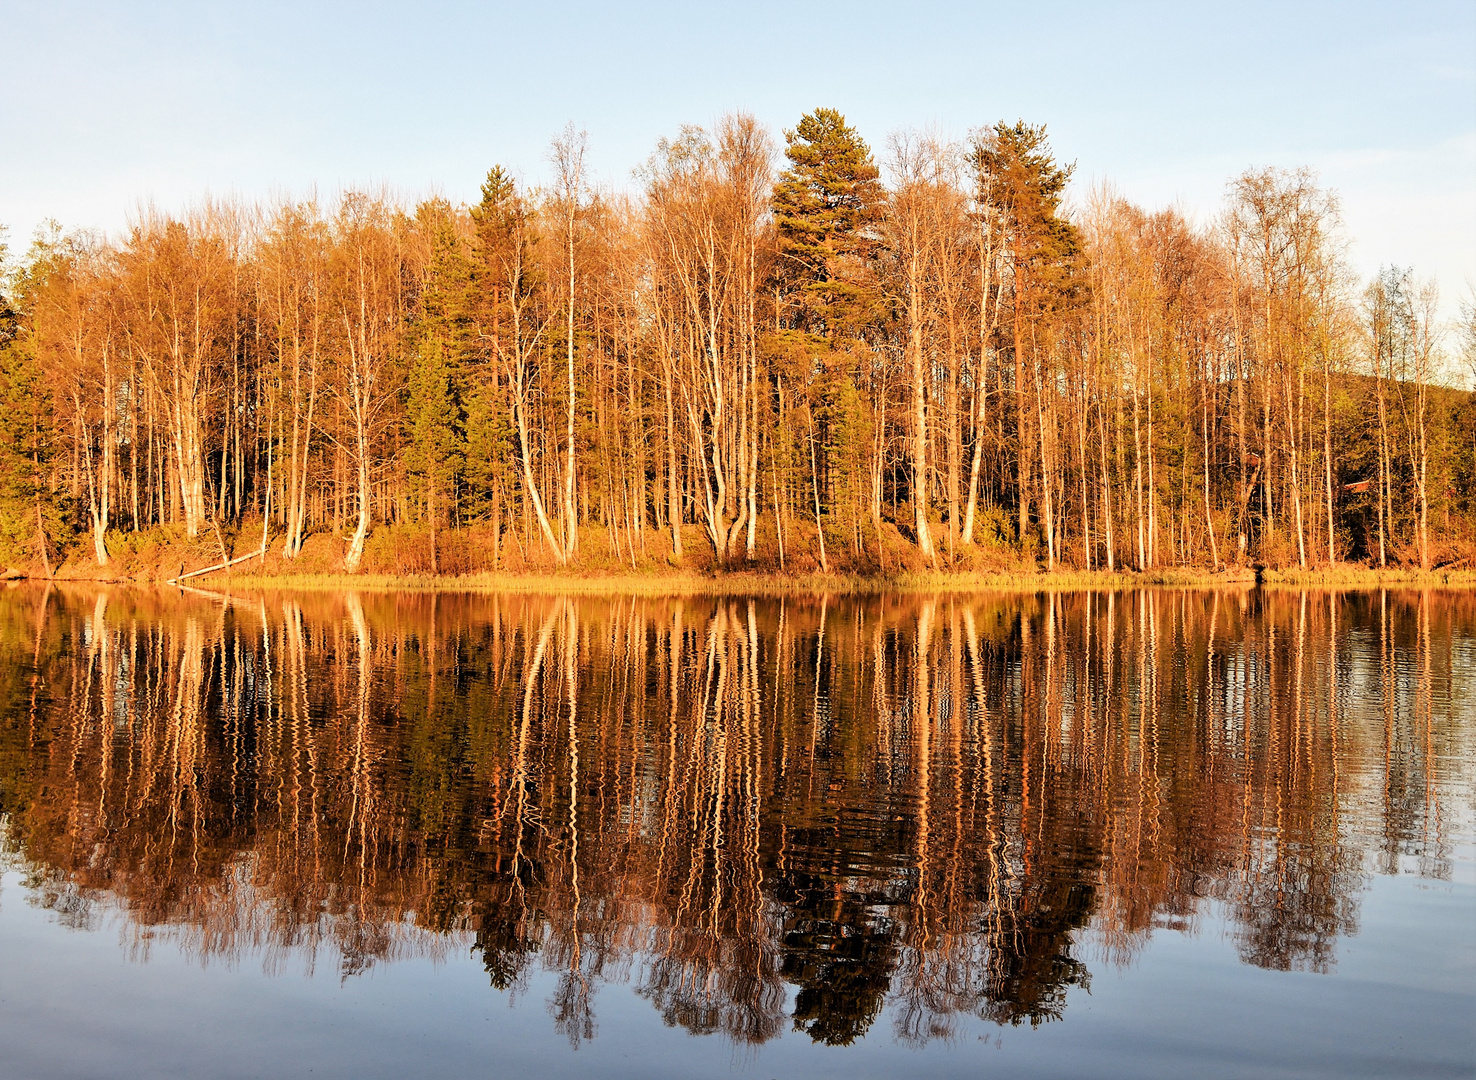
left=0, top=586, right=1472, bottom=1079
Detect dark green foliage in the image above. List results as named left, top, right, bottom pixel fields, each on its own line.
left=772, top=109, right=885, bottom=339
left=0, top=249, right=62, bottom=565
left=779, top=875, right=897, bottom=1045
left=405, top=338, right=463, bottom=521
left=460, top=378, right=514, bottom=523
left=469, top=165, right=543, bottom=352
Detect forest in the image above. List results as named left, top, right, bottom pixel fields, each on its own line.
left=1, top=109, right=1473, bottom=578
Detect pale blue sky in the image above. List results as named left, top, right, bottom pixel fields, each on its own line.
left=4, top=1, right=1473, bottom=309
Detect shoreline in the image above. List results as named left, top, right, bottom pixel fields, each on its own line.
left=10, top=565, right=1475, bottom=595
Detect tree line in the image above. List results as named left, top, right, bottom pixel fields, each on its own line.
left=1, top=109, right=1472, bottom=575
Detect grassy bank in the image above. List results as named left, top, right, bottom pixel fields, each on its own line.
left=180, top=567, right=1256, bottom=596
left=90, top=565, right=1476, bottom=597
left=9, top=519, right=1474, bottom=594
left=1258, top=566, right=1476, bottom=587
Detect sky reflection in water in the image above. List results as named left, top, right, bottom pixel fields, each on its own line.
left=0, top=586, right=1471, bottom=1079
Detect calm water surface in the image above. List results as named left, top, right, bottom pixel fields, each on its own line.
left=0, top=586, right=1472, bottom=1079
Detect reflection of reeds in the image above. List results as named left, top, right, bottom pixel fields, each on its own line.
left=0, top=585, right=1470, bottom=1044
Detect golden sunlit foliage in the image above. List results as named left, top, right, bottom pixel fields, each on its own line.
left=1, top=113, right=1471, bottom=578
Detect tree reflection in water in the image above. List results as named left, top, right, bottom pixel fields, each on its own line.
left=0, top=585, right=1468, bottom=1046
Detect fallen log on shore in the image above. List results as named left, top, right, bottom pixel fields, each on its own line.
left=166, top=543, right=268, bottom=585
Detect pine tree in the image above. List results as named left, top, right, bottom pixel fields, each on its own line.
left=769, top=110, right=887, bottom=565
left=0, top=239, right=62, bottom=570
left=970, top=122, right=1083, bottom=551
left=0, top=290, right=46, bottom=563
left=771, top=108, right=884, bottom=340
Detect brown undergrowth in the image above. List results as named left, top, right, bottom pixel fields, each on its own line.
left=11, top=517, right=1475, bottom=593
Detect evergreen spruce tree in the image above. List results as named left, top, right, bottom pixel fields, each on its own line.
left=407, top=199, right=475, bottom=570
left=460, top=377, right=513, bottom=525
left=467, top=165, right=568, bottom=563
left=406, top=338, right=463, bottom=573
left=449, top=174, right=523, bottom=542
